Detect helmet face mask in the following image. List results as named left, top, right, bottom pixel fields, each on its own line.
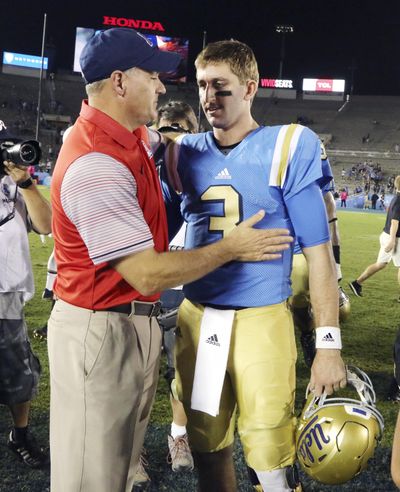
left=296, top=367, right=384, bottom=485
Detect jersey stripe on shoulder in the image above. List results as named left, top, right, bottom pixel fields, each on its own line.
left=269, top=124, right=304, bottom=187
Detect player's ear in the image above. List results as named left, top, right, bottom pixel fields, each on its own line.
left=244, top=80, right=258, bottom=101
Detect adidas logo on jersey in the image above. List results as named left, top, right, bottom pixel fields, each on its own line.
left=214, top=168, right=232, bottom=180
left=322, top=332, right=335, bottom=342
left=206, top=334, right=220, bottom=346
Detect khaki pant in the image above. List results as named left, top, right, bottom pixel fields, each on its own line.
left=48, top=299, right=162, bottom=492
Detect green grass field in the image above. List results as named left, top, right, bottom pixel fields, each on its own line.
left=1, top=195, right=399, bottom=491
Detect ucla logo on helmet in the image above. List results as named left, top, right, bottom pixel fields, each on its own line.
left=297, top=415, right=331, bottom=464
left=295, top=366, right=384, bottom=485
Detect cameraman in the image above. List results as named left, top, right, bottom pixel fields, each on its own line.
left=0, top=121, right=51, bottom=467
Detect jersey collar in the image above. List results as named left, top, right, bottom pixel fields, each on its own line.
left=80, top=100, right=141, bottom=150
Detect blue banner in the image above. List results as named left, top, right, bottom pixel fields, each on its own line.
left=3, top=51, right=48, bottom=70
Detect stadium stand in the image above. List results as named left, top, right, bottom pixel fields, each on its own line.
left=0, top=72, right=85, bottom=163
left=327, top=96, right=400, bottom=152
left=252, top=97, right=342, bottom=134
left=1, top=72, right=399, bottom=190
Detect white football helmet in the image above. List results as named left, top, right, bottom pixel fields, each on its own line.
left=296, top=366, right=384, bottom=485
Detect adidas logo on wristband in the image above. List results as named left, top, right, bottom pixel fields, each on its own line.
left=316, top=326, right=342, bottom=349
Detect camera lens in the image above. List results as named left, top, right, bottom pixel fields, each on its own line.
left=19, top=143, right=37, bottom=164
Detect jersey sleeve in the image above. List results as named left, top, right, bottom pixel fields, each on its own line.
left=163, top=135, right=185, bottom=193
left=286, top=181, right=330, bottom=249
left=159, top=175, right=184, bottom=242
left=61, top=152, right=154, bottom=265
left=158, top=136, right=185, bottom=240
left=320, top=179, right=334, bottom=195
left=317, top=154, right=334, bottom=191
left=269, top=124, right=323, bottom=200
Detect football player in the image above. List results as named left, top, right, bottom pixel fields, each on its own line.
left=162, top=41, right=346, bottom=492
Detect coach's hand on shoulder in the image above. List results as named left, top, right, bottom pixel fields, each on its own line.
left=309, top=349, right=347, bottom=397
left=225, top=210, right=293, bottom=262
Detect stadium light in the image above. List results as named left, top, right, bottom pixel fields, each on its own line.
left=275, top=25, right=294, bottom=80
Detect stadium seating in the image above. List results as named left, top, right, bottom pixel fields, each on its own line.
left=1, top=71, right=400, bottom=187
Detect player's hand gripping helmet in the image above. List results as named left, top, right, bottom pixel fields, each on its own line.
left=296, top=366, right=384, bottom=485
left=339, top=286, right=351, bottom=322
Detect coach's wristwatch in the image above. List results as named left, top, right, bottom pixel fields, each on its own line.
left=18, top=177, right=34, bottom=189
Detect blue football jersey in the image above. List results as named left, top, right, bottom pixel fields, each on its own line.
left=293, top=141, right=333, bottom=254
left=167, top=124, right=329, bottom=307
left=317, top=142, right=334, bottom=191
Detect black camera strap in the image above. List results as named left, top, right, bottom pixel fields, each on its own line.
left=0, top=209, right=15, bottom=227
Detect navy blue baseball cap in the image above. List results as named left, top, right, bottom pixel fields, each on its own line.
left=80, top=28, right=181, bottom=84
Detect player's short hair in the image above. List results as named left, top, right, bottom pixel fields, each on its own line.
left=395, top=175, right=400, bottom=191
left=156, top=100, right=198, bottom=133
left=195, top=40, right=259, bottom=86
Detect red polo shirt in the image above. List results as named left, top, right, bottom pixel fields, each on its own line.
left=51, top=101, right=168, bottom=309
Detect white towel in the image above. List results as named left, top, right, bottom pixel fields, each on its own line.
left=191, top=307, right=234, bottom=416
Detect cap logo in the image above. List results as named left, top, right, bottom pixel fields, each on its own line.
left=0, top=121, right=7, bottom=131
left=137, top=32, right=153, bottom=47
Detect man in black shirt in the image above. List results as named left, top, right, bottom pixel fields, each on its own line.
left=371, top=192, right=379, bottom=209
left=349, top=175, right=400, bottom=299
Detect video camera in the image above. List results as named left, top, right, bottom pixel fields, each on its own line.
left=0, top=140, right=42, bottom=176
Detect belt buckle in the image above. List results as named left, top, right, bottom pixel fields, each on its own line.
left=150, top=301, right=162, bottom=317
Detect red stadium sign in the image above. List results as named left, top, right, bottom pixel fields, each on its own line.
left=302, top=78, right=345, bottom=93
left=316, top=79, right=333, bottom=92
left=102, top=16, right=165, bottom=32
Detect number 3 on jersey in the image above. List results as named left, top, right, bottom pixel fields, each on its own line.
left=201, top=185, right=243, bottom=237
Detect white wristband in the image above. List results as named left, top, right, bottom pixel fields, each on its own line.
left=315, top=326, right=342, bottom=349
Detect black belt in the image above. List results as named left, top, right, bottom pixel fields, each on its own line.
left=97, top=301, right=162, bottom=317
left=202, top=302, right=246, bottom=311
